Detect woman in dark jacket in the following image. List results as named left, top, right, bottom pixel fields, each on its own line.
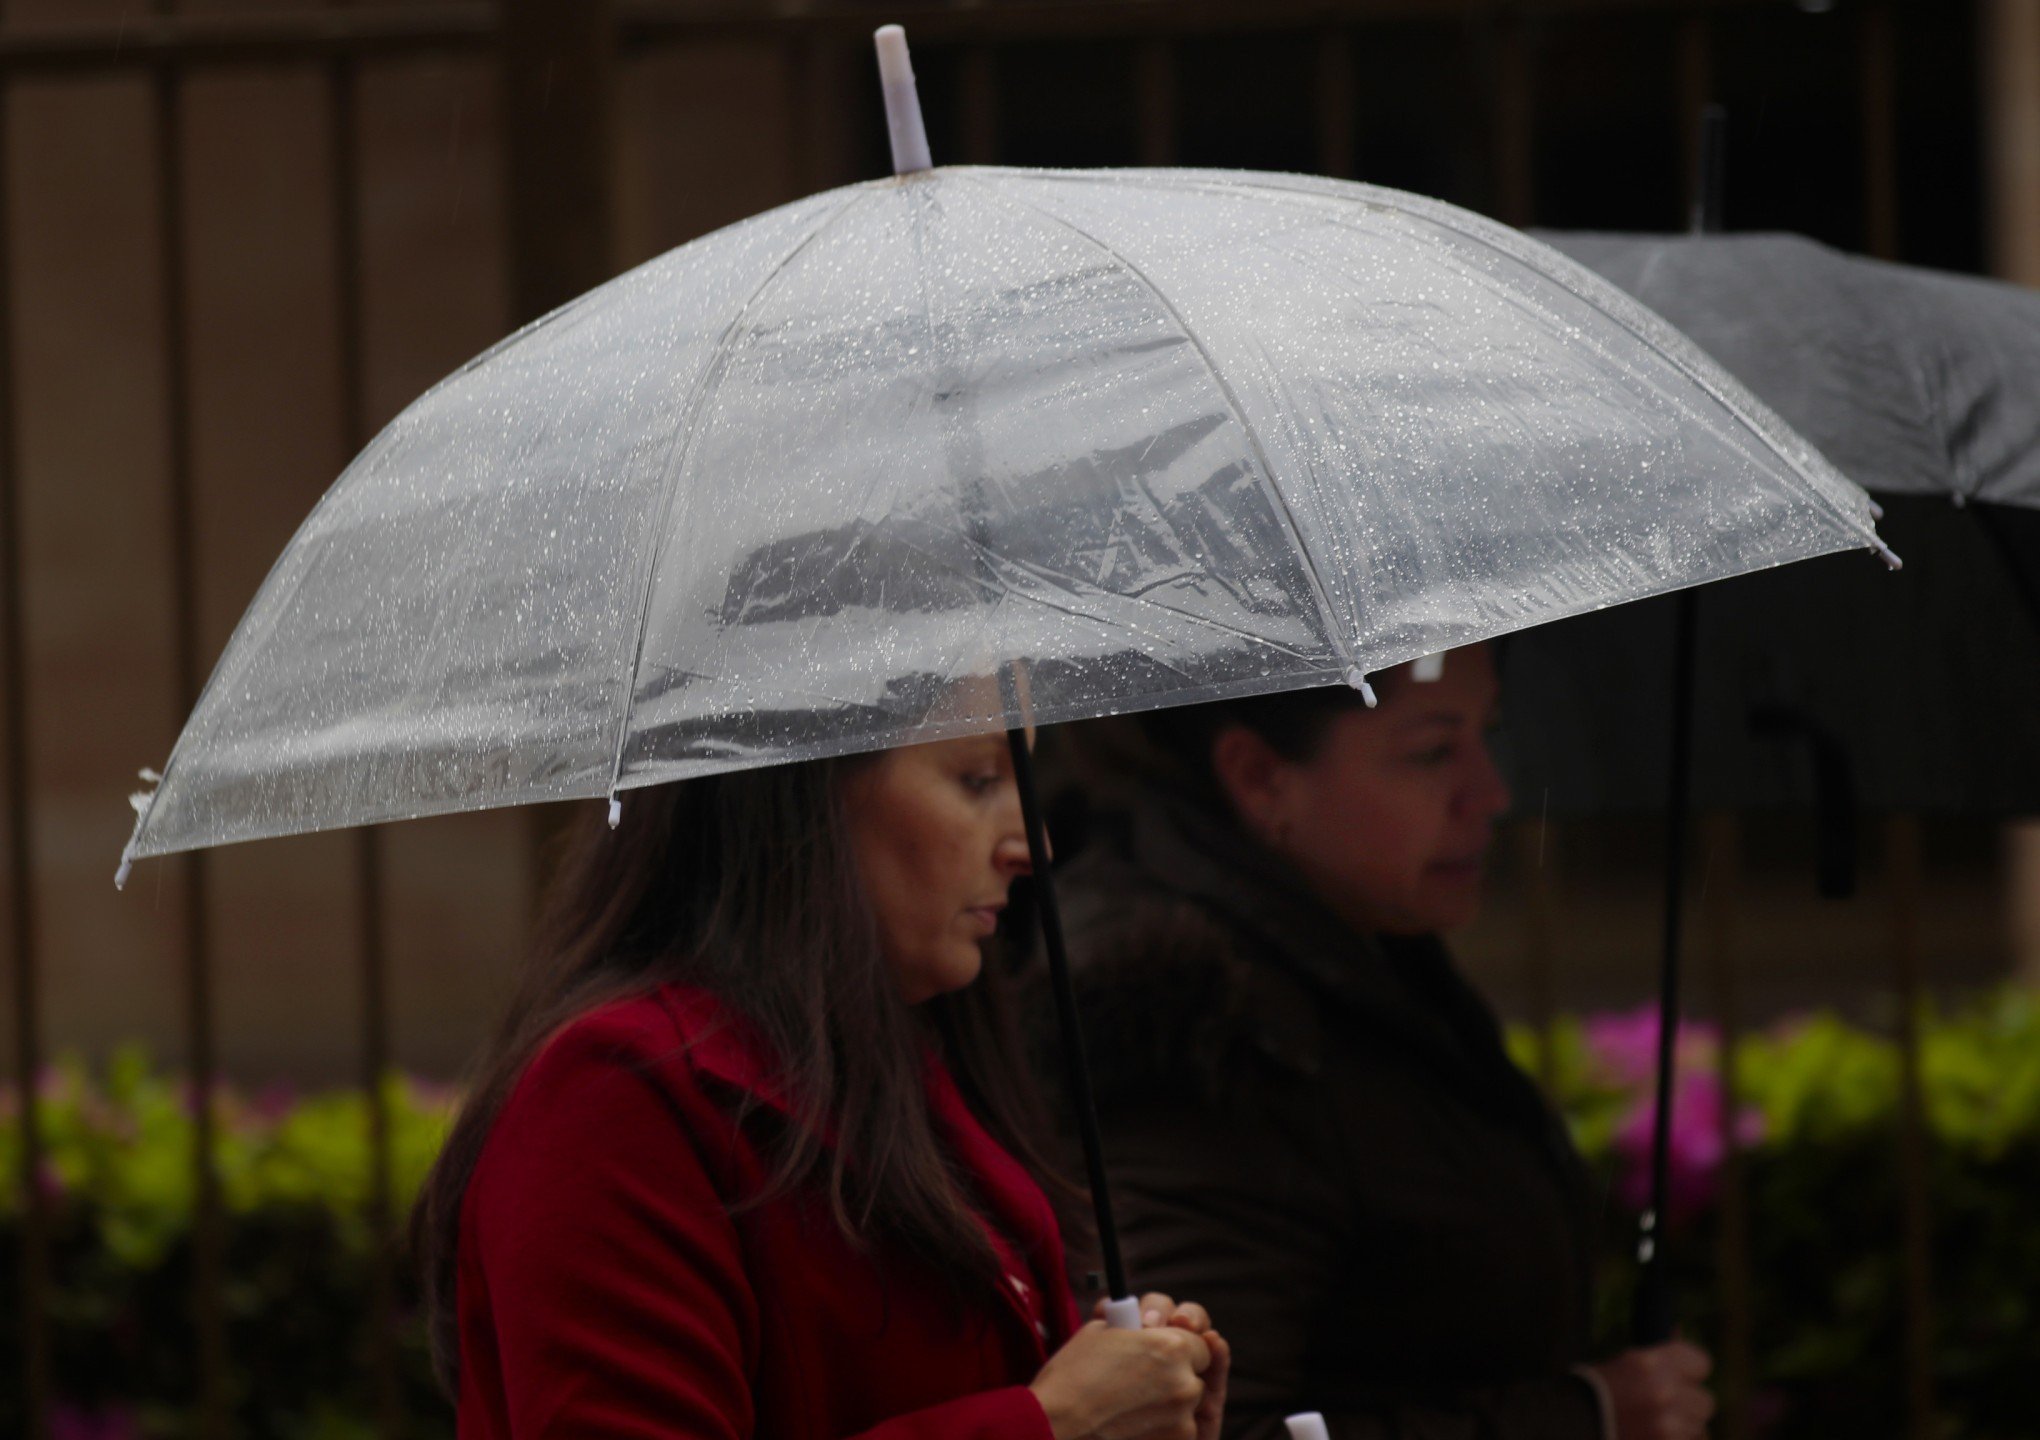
left=1050, top=647, right=1712, bottom=1440
left=413, top=735, right=1230, bottom=1440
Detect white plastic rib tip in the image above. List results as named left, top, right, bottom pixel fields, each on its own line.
left=1101, top=1295, right=1144, bottom=1331
left=607, top=795, right=623, bottom=830
left=114, top=852, right=134, bottom=890
left=1285, top=1413, right=1332, bottom=1440
left=1867, top=498, right=1885, bottom=520
left=1410, top=652, right=1446, bottom=683
left=1877, top=543, right=1903, bottom=571
left=1342, top=666, right=1378, bottom=708
left=873, top=25, right=933, bottom=175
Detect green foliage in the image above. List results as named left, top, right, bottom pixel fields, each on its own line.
left=1520, top=989, right=2040, bottom=1440
left=0, top=1051, right=457, bottom=1439
left=5, top=996, right=2037, bottom=1438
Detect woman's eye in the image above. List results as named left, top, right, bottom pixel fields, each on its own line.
left=961, top=772, right=1001, bottom=795
left=1409, top=745, right=1454, bottom=766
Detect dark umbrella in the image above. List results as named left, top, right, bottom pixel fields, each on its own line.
left=1512, top=183, right=2040, bottom=1345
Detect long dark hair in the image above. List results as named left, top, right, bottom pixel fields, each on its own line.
left=412, top=756, right=1090, bottom=1391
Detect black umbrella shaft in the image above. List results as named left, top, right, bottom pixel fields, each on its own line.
left=1635, top=587, right=1698, bottom=1345
left=1006, top=724, right=1131, bottom=1303
left=1633, top=100, right=1729, bottom=1349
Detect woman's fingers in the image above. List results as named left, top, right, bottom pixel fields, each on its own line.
left=1139, top=1292, right=1178, bottom=1327
left=1165, top=1302, right=1212, bottom=1334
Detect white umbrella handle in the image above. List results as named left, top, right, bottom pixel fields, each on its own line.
left=1099, top=1295, right=1144, bottom=1330
left=873, top=26, right=933, bottom=175
left=1284, top=1413, right=1331, bottom=1440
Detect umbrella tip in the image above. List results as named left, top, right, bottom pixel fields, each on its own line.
left=873, top=25, right=933, bottom=176
left=607, top=794, right=623, bottom=830
left=1343, top=666, right=1379, bottom=707
left=114, top=850, right=133, bottom=890
left=1877, top=542, right=1903, bottom=572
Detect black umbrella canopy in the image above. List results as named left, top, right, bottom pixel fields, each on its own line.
left=1534, top=231, right=2040, bottom=511
left=1505, top=234, right=2040, bottom=818
left=1500, top=495, right=2040, bottom=818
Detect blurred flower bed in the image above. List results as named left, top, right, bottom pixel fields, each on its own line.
left=1511, top=987, right=2040, bottom=1439
left=3, top=991, right=2038, bottom=1438
left=0, top=1050, right=457, bottom=1439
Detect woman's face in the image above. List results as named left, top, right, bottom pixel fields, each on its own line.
left=842, top=734, right=1034, bottom=1004
left=1215, top=645, right=1511, bottom=936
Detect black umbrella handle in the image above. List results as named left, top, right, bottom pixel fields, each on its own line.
left=1004, top=721, right=1135, bottom=1316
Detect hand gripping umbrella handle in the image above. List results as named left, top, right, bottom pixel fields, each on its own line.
left=1101, top=1296, right=1144, bottom=1331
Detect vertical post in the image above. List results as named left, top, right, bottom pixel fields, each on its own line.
left=152, top=28, right=231, bottom=1438
left=1516, top=818, right=1560, bottom=1095
left=324, top=32, right=402, bottom=1436
left=958, top=46, right=1000, bottom=165
left=501, top=0, right=617, bottom=897
left=1885, top=815, right=1937, bottom=1440
left=1675, top=16, right=1714, bottom=228
left=1489, top=9, right=1535, bottom=227
left=1859, top=1, right=1899, bottom=260
left=1135, top=39, right=1177, bottom=167
left=1700, top=813, right=1752, bottom=1440
left=1314, top=27, right=1356, bottom=180
left=0, top=18, right=53, bottom=1435
left=1982, top=0, right=2040, bottom=284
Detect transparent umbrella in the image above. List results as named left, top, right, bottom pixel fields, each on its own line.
left=115, top=26, right=1893, bottom=1324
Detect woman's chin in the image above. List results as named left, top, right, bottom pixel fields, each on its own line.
left=900, top=945, right=985, bottom=1004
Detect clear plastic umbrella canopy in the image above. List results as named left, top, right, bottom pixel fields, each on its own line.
left=120, top=165, right=1891, bottom=873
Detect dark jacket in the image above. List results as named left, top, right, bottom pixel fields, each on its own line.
left=458, top=983, right=1081, bottom=1440
left=1046, top=789, right=1606, bottom=1440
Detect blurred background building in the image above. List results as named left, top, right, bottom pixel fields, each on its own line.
left=4, top=0, right=2034, bottom=1086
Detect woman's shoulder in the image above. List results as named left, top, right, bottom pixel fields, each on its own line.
left=503, top=982, right=773, bottom=1122
left=1035, top=853, right=1260, bottom=1107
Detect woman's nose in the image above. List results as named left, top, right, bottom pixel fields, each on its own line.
left=1459, top=745, right=1513, bottom=819
left=996, top=832, right=1036, bottom=876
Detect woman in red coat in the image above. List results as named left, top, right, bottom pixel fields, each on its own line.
left=413, top=734, right=1231, bottom=1440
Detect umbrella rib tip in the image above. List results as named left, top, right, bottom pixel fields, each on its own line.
left=607, top=794, right=623, bottom=830
left=1343, top=665, right=1379, bottom=707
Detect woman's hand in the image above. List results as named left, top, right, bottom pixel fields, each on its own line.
left=1030, top=1318, right=1213, bottom=1440
left=1585, top=1340, right=1715, bottom=1440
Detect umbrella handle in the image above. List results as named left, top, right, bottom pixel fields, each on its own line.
left=1285, top=1413, right=1331, bottom=1440
left=1102, top=1296, right=1143, bottom=1330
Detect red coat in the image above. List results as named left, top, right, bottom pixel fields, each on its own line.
left=457, top=983, right=1083, bottom=1440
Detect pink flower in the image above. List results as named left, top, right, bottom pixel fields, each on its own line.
left=1583, top=1005, right=1720, bottom=1087
left=1611, top=1069, right=1763, bottom=1223
left=249, top=1081, right=299, bottom=1123
left=48, top=1403, right=140, bottom=1440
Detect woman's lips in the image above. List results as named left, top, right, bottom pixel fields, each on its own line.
left=965, top=906, right=1003, bottom=935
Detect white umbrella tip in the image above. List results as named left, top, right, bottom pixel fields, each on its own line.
left=873, top=24, right=933, bottom=175
left=1284, top=1414, right=1332, bottom=1440
left=873, top=24, right=913, bottom=85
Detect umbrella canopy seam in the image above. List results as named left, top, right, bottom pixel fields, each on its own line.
left=601, top=187, right=874, bottom=812
left=1016, top=167, right=1892, bottom=564
left=962, top=172, right=1364, bottom=689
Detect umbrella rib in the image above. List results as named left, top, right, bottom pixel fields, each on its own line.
left=1030, top=168, right=1891, bottom=558
left=963, top=175, right=1361, bottom=686
left=603, top=189, right=873, bottom=806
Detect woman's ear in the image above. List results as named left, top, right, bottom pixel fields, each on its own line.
left=1208, top=724, right=1294, bottom=848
